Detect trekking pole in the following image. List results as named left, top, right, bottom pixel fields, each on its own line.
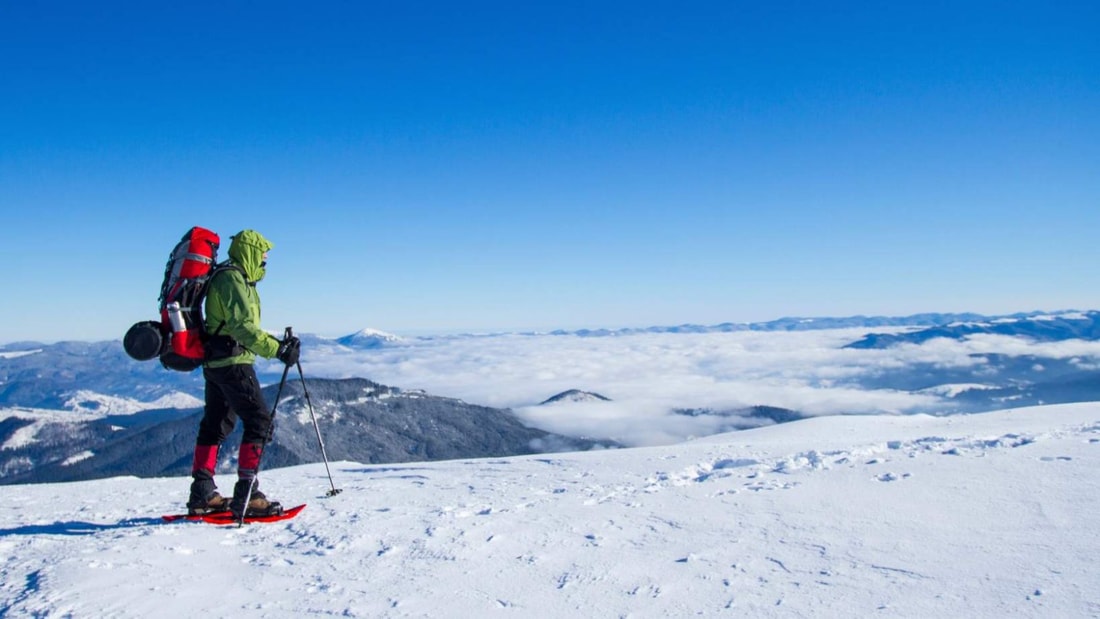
left=236, top=327, right=293, bottom=527
left=293, top=347, right=342, bottom=497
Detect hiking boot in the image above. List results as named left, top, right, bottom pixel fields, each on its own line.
left=187, top=491, right=230, bottom=515
left=185, top=492, right=228, bottom=516
left=187, top=478, right=230, bottom=515
left=229, top=479, right=283, bottom=518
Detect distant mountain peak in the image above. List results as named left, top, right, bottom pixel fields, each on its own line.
left=335, top=328, right=403, bottom=348
left=539, top=389, right=612, bottom=405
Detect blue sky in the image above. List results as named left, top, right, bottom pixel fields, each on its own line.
left=2, top=1, right=1098, bottom=343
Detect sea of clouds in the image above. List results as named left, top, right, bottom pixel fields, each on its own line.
left=275, top=326, right=1100, bottom=446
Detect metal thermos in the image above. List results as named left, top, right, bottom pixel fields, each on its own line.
left=166, top=302, right=186, bottom=331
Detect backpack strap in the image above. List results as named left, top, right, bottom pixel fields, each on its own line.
left=199, top=263, right=248, bottom=301
left=209, top=262, right=246, bottom=281
left=201, top=263, right=249, bottom=361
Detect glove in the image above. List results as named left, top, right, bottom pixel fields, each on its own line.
left=276, top=335, right=300, bottom=366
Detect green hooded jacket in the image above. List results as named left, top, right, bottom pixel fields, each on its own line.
left=203, top=229, right=281, bottom=368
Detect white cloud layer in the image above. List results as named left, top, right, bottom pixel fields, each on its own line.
left=292, top=328, right=1100, bottom=447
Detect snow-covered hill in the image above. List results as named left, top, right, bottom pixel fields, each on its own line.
left=1, top=403, right=1096, bottom=617
left=539, top=389, right=612, bottom=405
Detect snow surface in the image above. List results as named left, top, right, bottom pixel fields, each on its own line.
left=1, top=403, right=1097, bottom=617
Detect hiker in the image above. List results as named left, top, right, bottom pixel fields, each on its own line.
left=186, top=229, right=301, bottom=517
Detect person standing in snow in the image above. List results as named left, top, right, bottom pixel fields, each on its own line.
left=186, top=229, right=301, bottom=517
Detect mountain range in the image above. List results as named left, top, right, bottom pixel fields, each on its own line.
left=7, top=310, right=1094, bottom=410
left=1, top=377, right=604, bottom=485
left=545, top=311, right=1023, bottom=337
left=845, top=310, right=1100, bottom=349
left=3, top=310, right=1099, bottom=485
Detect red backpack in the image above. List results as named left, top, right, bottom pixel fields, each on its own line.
left=124, top=227, right=222, bottom=371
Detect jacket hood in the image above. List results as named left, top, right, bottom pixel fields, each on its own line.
left=228, top=229, right=274, bottom=283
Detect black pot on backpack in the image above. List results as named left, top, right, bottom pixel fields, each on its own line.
left=124, top=320, right=168, bottom=361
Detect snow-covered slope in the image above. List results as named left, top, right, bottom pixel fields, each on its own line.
left=1, top=403, right=1097, bottom=617
left=0, top=393, right=204, bottom=481
left=62, top=390, right=202, bottom=415
left=0, top=407, right=104, bottom=451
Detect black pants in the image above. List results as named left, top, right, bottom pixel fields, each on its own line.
left=198, top=364, right=272, bottom=446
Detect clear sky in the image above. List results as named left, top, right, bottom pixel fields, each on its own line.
left=2, top=1, right=1098, bottom=343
